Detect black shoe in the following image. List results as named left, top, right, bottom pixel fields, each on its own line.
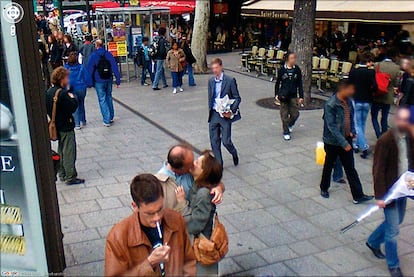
left=353, top=195, right=374, bottom=204
left=66, top=178, right=85, bottom=185
left=389, top=267, right=404, bottom=277
left=354, top=148, right=360, bottom=154
left=334, top=179, right=347, bottom=184
left=163, top=84, right=169, bottom=88
left=360, top=150, right=370, bottom=159
left=233, top=155, right=239, bottom=166
left=321, top=190, right=330, bottom=198
left=153, top=87, right=161, bottom=91
left=365, top=242, right=385, bottom=259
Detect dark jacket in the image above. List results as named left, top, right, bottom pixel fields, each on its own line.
left=274, top=64, right=304, bottom=99
left=45, top=86, right=78, bottom=132
left=152, top=36, right=169, bottom=60
left=49, top=42, right=63, bottom=63
left=373, top=130, right=414, bottom=199
left=185, top=186, right=216, bottom=239
left=38, top=41, right=49, bottom=63
left=323, top=94, right=356, bottom=148
left=62, top=42, right=77, bottom=59
left=87, top=47, right=121, bottom=85
left=349, top=66, right=377, bottom=103
left=79, top=41, right=95, bottom=66
left=182, top=43, right=196, bottom=65
left=208, top=73, right=242, bottom=122
left=400, top=76, right=414, bottom=106
left=64, top=63, right=93, bottom=91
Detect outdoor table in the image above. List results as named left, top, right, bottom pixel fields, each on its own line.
left=255, top=56, right=266, bottom=77
left=312, top=69, right=327, bottom=92
left=240, top=53, right=250, bottom=71
left=268, top=59, right=281, bottom=81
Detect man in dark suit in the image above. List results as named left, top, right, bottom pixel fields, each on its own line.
left=208, top=58, right=241, bottom=166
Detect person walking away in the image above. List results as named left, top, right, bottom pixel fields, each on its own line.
left=45, top=67, right=84, bottom=185
left=105, top=174, right=196, bottom=276
left=136, top=37, right=154, bottom=86
left=48, top=34, right=63, bottom=69
left=367, top=107, right=414, bottom=277
left=152, top=27, right=169, bottom=91
left=79, top=34, right=95, bottom=66
left=87, top=39, right=121, bottom=127
left=274, top=52, right=304, bottom=141
left=65, top=52, right=93, bottom=130
left=399, top=61, right=414, bottom=106
left=181, top=36, right=197, bottom=86
left=349, top=52, right=377, bottom=159
left=38, top=37, right=51, bottom=89
left=166, top=41, right=186, bottom=94
left=176, top=150, right=223, bottom=275
left=371, top=48, right=400, bottom=138
left=62, top=34, right=77, bottom=64
left=208, top=58, right=241, bottom=166
left=319, top=80, right=373, bottom=204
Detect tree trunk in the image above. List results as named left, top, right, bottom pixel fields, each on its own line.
left=191, top=0, right=210, bottom=73
left=291, top=0, right=316, bottom=104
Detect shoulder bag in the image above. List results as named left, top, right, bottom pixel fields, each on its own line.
left=49, top=88, right=62, bottom=141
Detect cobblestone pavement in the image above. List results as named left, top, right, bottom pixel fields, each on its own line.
left=60, top=52, right=413, bottom=276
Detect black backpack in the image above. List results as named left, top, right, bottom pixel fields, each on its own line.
left=96, top=52, right=112, bottom=80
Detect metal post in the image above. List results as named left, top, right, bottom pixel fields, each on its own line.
left=150, top=13, right=153, bottom=42
left=86, top=0, right=91, bottom=33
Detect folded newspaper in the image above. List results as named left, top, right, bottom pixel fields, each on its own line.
left=215, top=95, right=235, bottom=118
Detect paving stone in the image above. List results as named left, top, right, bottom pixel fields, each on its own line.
left=226, top=231, right=267, bottom=257
left=97, top=224, right=114, bottom=238
left=237, top=186, right=267, bottom=200
left=96, top=197, right=123, bottom=210
left=258, top=245, right=298, bottom=263
left=63, top=229, right=101, bottom=245
left=282, top=220, right=321, bottom=240
left=219, top=257, right=243, bottom=276
left=217, top=202, right=243, bottom=215
left=308, top=209, right=356, bottom=232
left=286, top=198, right=329, bottom=217
left=251, top=223, right=296, bottom=247
left=233, top=252, right=268, bottom=271
left=223, top=210, right=277, bottom=232
left=69, top=238, right=106, bottom=264
left=60, top=200, right=101, bottom=216
left=96, top=182, right=130, bottom=197
left=347, top=266, right=389, bottom=277
left=62, top=187, right=102, bottom=203
left=61, top=214, right=86, bottom=233
left=64, top=243, right=76, bottom=267
left=244, top=262, right=296, bottom=277
left=63, top=260, right=104, bottom=276
left=259, top=166, right=302, bottom=180
left=288, top=240, right=320, bottom=256
left=265, top=205, right=301, bottom=222
left=80, top=207, right=132, bottom=228
left=284, top=255, right=337, bottom=276
left=310, top=235, right=342, bottom=251
left=315, top=246, right=372, bottom=274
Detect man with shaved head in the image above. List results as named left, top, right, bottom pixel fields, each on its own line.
left=87, top=39, right=121, bottom=127
left=156, top=144, right=225, bottom=211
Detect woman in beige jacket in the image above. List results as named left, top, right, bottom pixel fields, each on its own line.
left=167, top=41, right=186, bottom=94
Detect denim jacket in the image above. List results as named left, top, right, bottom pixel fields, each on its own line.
left=323, top=94, right=355, bottom=148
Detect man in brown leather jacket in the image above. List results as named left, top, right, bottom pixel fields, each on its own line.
left=105, top=174, right=196, bottom=276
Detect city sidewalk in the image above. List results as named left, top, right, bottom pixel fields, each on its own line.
left=60, top=52, right=413, bottom=276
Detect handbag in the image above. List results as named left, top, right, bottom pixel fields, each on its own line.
left=374, top=64, right=391, bottom=96
left=193, top=213, right=229, bottom=265
left=48, top=88, right=62, bottom=141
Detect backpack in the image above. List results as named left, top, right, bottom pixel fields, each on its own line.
left=151, top=37, right=170, bottom=58
left=96, top=52, right=112, bottom=80
left=375, top=64, right=391, bottom=96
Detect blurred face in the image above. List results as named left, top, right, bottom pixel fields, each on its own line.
left=61, top=74, right=69, bottom=87
left=287, top=54, right=296, bottom=65
left=172, top=43, right=178, bottom=50
left=48, top=36, right=53, bottom=43
left=53, top=30, right=58, bottom=38
left=211, top=62, right=223, bottom=77
left=179, top=149, right=194, bottom=174
left=394, top=109, right=411, bottom=133
left=133, top=197, right=164, bottom=228
left=58, top=32, right=63, bottom=40
left=401, top=59, right=411, bottom=71
left=338, top=84, right=355, bottom=99
left=190, top=155, right=205, bottom=179
left=63, top=37, right=68, bottom=43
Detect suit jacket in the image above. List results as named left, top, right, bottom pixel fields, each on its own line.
left=208, top=73, right=241, bottom=122
left=373, top=129, right=414, bottom=200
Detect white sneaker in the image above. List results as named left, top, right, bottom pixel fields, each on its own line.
left=288, top=126, right=294, bottom=133
left=172, top=88, right=177, bottom=94
left=283, top=134, right=291, bottom=141
left=178, top=87, right=184, bottom=92
left=103, top=123, right=111, bottom=127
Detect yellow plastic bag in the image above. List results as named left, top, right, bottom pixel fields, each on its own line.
left=316, top=142, right=326, bottom=165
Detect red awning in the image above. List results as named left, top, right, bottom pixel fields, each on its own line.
left=140, top=0, right=195, bottom=14
left=92, top=1, right=120, bottom=10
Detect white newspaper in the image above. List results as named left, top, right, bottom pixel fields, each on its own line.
left=214, top=95, right=235, bottom=118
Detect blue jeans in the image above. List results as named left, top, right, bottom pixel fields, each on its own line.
left=152, top=59, right=167, bottom=88
left=367, top=198, right=407, bottom=269
left=94, top=80, right=114, bottom=124
left=141, top=60, right=154, bottom=85
left=171, top=71, right=183, bottom=88
left=371, top=103, right=391, bottom=138
left=73, top=89, right=87, bottom=127
left=186, top=63, right=196, bottom=86
left=354, top=102, right=371, bottom=151
left=332, top=158, right=344, bottom=182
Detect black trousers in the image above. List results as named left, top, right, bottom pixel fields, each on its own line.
left=320, top=139, right=364, bottom=200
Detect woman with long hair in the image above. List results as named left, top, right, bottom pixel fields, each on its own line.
left=64, top=51, right=92, bottom=129
left=62, top=34, right=77, bottom=63
left=166, top=41, right=186, bottom=94
left=176, top=150, right=222, bottom=275
left=48, top=34, right=63, bottom=69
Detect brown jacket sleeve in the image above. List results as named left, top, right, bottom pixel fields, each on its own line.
left=372, top=137, right=389, bottom=199
left=105, top=232, right=155, bottom=276
left=180, top=215, right=197, bottom=277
